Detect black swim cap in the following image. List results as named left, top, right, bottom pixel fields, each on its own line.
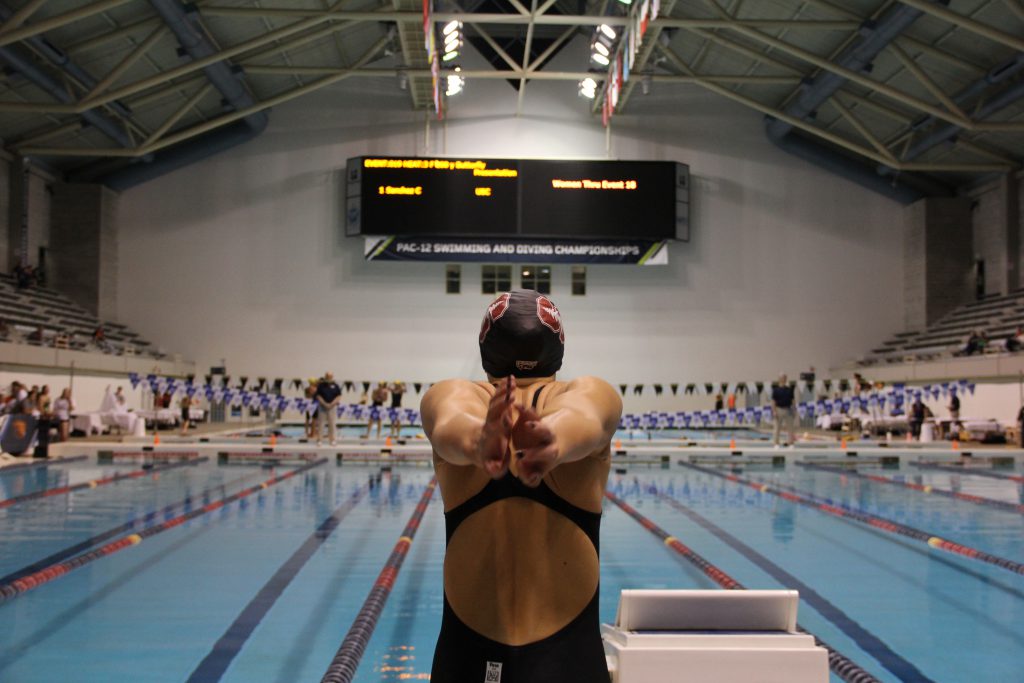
left=479, top=289, right=565, bottom=378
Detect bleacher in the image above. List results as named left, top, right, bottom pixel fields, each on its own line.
left=860, top=289, right=1024, bottom=365
left=0, top=272, right=162, bottom=358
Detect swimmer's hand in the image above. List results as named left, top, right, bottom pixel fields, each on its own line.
left=512, top=406, right=557, bottom=487
left=476, top=376, right=515, bottom=478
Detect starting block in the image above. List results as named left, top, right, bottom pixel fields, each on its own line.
left=602, top=590, right=828, bottom=683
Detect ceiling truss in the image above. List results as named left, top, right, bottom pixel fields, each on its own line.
left=0, top=0, right=1018, bottom=183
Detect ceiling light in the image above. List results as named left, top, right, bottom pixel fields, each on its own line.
left=591, top=52, right=609, bottom=66
left=442, top=20, right=462, bottom=36
left=599, top=24, right=616, bottom=40
left=443, top=50, right=459, bottom=61
left=593, top=41, right=609, bottom=57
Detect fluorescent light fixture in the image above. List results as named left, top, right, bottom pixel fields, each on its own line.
left=444, top=36, right=462, bottom=51
left=591, top=52, right=609, bottom=66
left=581, top=77, right=596, bottom=89
left=443, top=50, right=459, bottom=61
left=593, top=41, right=609, bottom=57
left=442, top=20, right=462, bottom=35
left=599, top=24, right=616, bottom=40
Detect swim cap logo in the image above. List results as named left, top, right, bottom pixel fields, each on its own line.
left=535, top=295, right=565, bottom=344
left=479, top=292, right=512, bottom=344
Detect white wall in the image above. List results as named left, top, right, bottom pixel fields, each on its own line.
left=118, top=39, right=905, bottom=414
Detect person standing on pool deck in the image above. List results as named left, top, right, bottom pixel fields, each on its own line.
left=771, top=374, right=796, bottom=447
left=421, top=289, right=621, bottom=683
left=315, top=372, right=342, bottom=446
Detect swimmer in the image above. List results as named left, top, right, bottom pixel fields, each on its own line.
left=421, top=289, right=621, bottom=683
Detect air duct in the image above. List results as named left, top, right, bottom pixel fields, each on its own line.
left=81, top=0, right=269, bottom=190
left=765, top=1, right=953, bottom=204
left=878, top=53, right=1024, bottom=174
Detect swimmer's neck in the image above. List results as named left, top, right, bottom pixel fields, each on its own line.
left=486, top=374, right=555, bottom=387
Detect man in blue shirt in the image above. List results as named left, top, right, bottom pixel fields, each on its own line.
left=315, top=372, right=342, bottom=446
left=771, top=374, right=796, bottom=447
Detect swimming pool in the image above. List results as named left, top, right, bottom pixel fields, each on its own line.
left=0, top=454, right=1020, bottom=682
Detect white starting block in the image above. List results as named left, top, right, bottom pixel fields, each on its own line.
left=602, top=590, right=828, bottom=683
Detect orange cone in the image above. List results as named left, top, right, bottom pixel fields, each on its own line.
left=729, top=439, right=736, bottom=449
left=385, top=436, right=392, bottom=447
left=269, top=433, right=277, bottom=447
left=952, top=439, right=959, bottom=451
left=615, top=439, right=622, bottom=450
left=840, top=438, right=847, bottom=450
left=153, top=432, right=160, bottom=446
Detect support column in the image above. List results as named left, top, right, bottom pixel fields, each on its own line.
left=904, top=196, right=973, bottom=329
left=49, top=183, right=119, bottom=320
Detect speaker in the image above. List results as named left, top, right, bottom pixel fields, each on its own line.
left=345, top=157, right=363, bottom=236
left=675, top=162, right=690, bottom=242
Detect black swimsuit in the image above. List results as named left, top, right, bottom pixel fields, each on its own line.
left=430, top=385, right=609, bottom=683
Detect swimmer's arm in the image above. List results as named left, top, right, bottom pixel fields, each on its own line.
left=540, top=376, right=622, bottom=464
left=421, top=379, right=498, bottom=468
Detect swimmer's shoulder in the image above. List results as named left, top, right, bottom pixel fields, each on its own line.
left=549, top=376, right=621, bottom=413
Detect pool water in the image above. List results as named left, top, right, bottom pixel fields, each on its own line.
left=0, top=456, right=1021, bottom=682
left=270, top=425, right=768, bottom=442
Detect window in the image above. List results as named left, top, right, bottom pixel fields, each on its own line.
left=481, top=264, right=512, bottom=295
left=571, top=266, right=587, bottom=296
left=445, top=264, right=461, bottom=294
left=520, top=265, right=551, bottom=294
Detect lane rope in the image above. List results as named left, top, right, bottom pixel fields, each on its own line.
left=0, top=457, right=208, bottom=509
left=910, top=461, right=1024, bottom=484
left=187, top=482, right=372, bottom=683
left=678, top=461, right=1024, bottom=576
left=798, top=462, right=1024, bottom=515
left=0, top=455, right=88, bottom=472
left=0, top=458, right=327, bottom=601
left=0, top=469, right=270, bottom=585
left=605, top=490, right=885, bottom=683
left=320, top=478, right=437, bottom=683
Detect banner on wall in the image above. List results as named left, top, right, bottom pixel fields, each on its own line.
left=363, top=236, right=669, bottom=265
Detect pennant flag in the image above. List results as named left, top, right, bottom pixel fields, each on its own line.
left=653, top=384, right=663, bottom=395
left=619, top=384, right=627, bottom=396
left=633, top=384, right=643, bottom=395
left=704, top=383, right=714, bottom=395
left=414, top=383, right=423, bottom=394
left=670, top=383, right=679, bottom=395
left=129, top=372, right=140, bottom=389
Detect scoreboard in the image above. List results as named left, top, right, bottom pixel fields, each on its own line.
left=344, top=156, right=689, bottom=240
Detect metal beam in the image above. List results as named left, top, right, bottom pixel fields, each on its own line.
left=467, top=23, right=520, bottom=71
left=886, top=41, right=967, bottom=121
left=1004, top=0, right=1024, bottom=23
left=896, top=0, right=1024, bottom=53
left=143, top=82, right=213, bottom=146
left=0, top=0, right=50, bottom=34
left=0, top=0, right=137, bottom=48
left=67, top=16, right=163, bottom=56
left=655, top=44, right=1012, bottom=174
left=20, top=34, right=392, bottom=159
left=516, top=0, right=538, bottom=116
left=717, top=23, right=975, bottom=129
left=527, top=25, right=574, bottom=71
left=83, top=25, right=168, bottom=101
left=828, top=95, right=898, bottom=164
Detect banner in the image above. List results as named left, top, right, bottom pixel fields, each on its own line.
left=364, top=236, right=669, bottom=265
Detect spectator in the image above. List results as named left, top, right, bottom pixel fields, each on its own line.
left=179, top=393, right=195, bottom=436
left=0, top=318, right=10, bottom=341
left=1018, top=404, right=1024, bottom=448
left=14, top=260, right=36, bottom=289
left=315, top=372, right=342, bottom=446
left=771, top=374, right=796, bottom=447
left=28, top=325, right=44, bottom=344
left=727, top=392, right=737, bottom=410
left=909, top=396, right=930, bottom=439
left=957, top=330, right=984, bottom=356
left=714, top=393, right=723, bottom=411
left=389, top=380, right=406, bottom=437
left=365, top=381, right=389, bottom=439
left=53, top=388, right=74, bottom=442
left=114, top=386, right=126, bottom=407
left=3, top=381, right=26, bottom=414
left=948, top=390, right=961, bottom=435
left=38, top=385, right=51, bottom=415
left=93, top=325, right=113, bottom=353
left=1006, top=326, right=1023, bottom=353
left=304, top=379, right=318, bottom=438
left=21, top=387, right=39, bottom=417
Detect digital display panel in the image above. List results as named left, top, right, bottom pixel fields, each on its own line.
left=346, top=156, right=687, bottom=240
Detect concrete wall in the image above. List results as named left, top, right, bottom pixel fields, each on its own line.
left=50, top=183, right=119, bottom=319
left=0, top=155, right=9, bottom=272
left=904, top=197, right=973, bottom=329
left=115, top=38, right=907, bottom=414
left=970, top=174, right=1022, bottom=296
